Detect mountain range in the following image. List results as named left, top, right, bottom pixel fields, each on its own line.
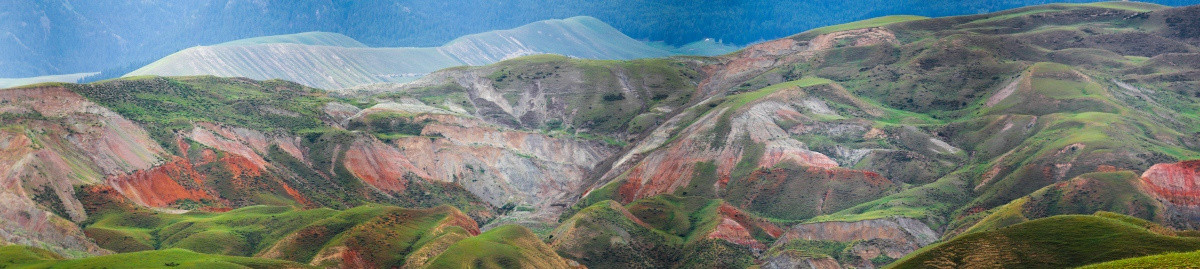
left=1, top=1, right=1200, bottom=269
left=6, top=0, right=1200, bottom=79
left=124, top=17, right=700, bottom=90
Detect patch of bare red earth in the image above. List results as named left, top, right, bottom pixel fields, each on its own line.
left=106, top=157, right=213, bottom=208
left=706, top=204, right=784, bottom=250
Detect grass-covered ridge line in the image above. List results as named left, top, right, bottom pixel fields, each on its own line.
left=79, top=204, right=495, bottom=267
left=1080, top=249, right=1200, bottom=269
left=426, top=225, right=570, bottom=268
left=889, top=212, right=1200, bottom=269
left=65, top=76, right=356, bottom=152
left=802, top=15, right=929, bottom=35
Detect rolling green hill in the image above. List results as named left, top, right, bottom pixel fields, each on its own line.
left=1080, top=249, right=1200, bottom=269
left=889, top=212, right=1200, bottom=268
left=0, top=245, right=308, bottom=269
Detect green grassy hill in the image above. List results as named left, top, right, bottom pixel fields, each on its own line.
left=0, top=245, right=308, bottom=269
left=426, top=225, right=573, bottom=268
left=73, top=203, right=574, bottom=268
left=1080, top=249, right=1200, bottom=269
left=950, top=171, right=1168, bottom=236
left=889, top=212, right=1200, bottom=268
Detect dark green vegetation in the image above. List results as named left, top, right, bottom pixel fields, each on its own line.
left=890, top=212, right=1200, bottom=268
left=66, top=76, right=337, bottom=151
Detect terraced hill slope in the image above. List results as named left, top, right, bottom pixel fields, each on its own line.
left=3, top=2, right=1200, bottom=268
left=126, top=17, right=678, bottom=90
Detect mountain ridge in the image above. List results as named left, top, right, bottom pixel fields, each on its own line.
left=125, top=16, right=680, bottom=90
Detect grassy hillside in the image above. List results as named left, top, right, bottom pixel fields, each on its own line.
left=127, top=17, right=678, bottom=89
left=81, top=204, right=484, bottom=267
left=952, top=171, right=1167, bottom=236
left=550, top=196, right=770, bottom=268
left=426, top=225, right=572, bottom=268
left=0, top=245, right=307, bottom=269
left=889, top=212, right=1200, bottom=268
left=69, top=203, right=570, bottom=268
left=65, top=76, right=338, bottom=151
left=1080, top=249, right=1200, bottom=269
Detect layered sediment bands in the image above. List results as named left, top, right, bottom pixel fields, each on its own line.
left=1141, top=160, right=1200, bottom=222
left=359, top=104, right=614, bottom=216
left=774, top=218, right=938, bottom=259
left=610, top=85, right=848, bottom=204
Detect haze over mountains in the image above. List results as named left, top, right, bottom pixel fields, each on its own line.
left=125, top=17, right=694, bottom=90
left=4, top=1, right=1200, bottom=269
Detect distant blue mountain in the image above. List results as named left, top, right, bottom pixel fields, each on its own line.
left=3, top=0, right=1199, bottom=77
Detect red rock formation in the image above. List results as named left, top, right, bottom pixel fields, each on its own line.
left=432, top=206, right=482, bottom=236
left=719, top=204, right=784, bottom=238
left=342, top=138, right=429, bottom=193
left=705, top=204, right=784, bottom=250
left=1141, top=160, right=1200, bottom=206
left=106, top=157, right=212, bottom=207
left=707, top=217, right=765, bottom=249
